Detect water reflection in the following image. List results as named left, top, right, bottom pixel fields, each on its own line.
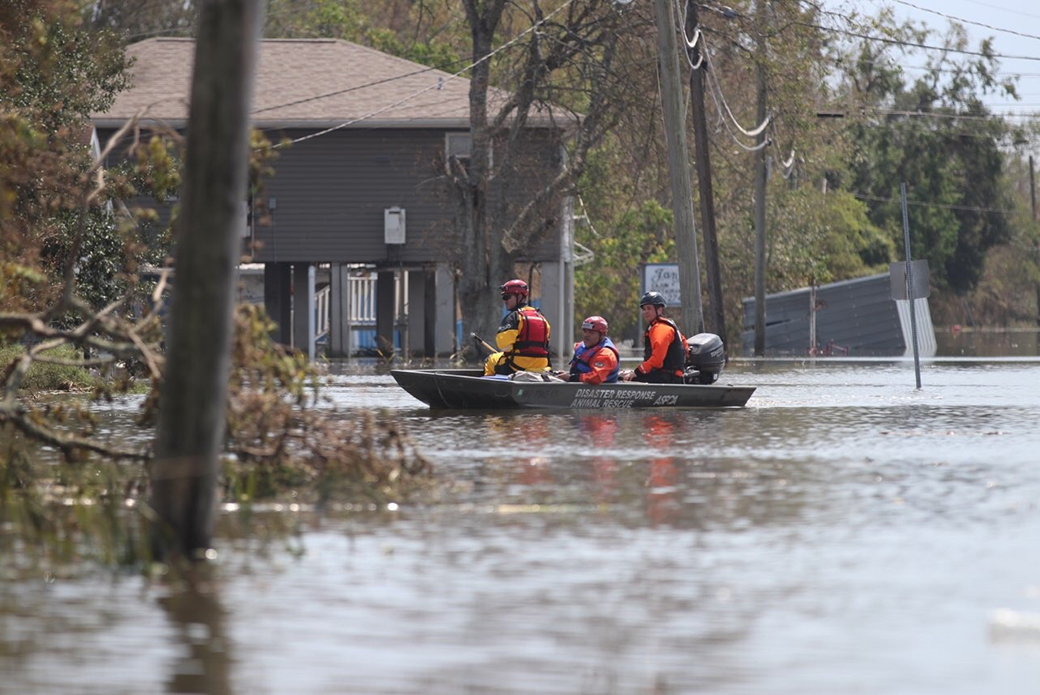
left=580, top=415, right=618, bottom=506
left=643, top=416, right=681, bottom=526
left=158, top=585, right=231, bottom=695
left=6, top=362, right=1040, bottom=694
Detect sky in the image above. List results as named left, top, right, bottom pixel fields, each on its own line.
left=825, top=0, right=1040, bottom=120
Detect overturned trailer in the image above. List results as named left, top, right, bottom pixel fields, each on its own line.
left=741, top=272, right=936, bottom=357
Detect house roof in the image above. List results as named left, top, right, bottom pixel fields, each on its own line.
left=93, top=37, right=558, bottom=130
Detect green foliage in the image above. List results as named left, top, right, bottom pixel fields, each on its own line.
left=264, top=0, right=463, bottom=70
left=769, top=188, right=893, bottom=287
left=838, top=21, right=1014, bottom=294
left=574, top=197, right=675, bottom=343
left=0, top=0, right=131, bottom=311
left=0, top=344, right=96, bottom=390
left=2, top=0, right=130, bottom=131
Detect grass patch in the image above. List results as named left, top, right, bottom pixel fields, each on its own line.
left=0, top=344, right=99, bottom=391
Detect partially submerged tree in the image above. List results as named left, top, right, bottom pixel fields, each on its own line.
left=450, top=0, right=639, bottom=347
left=1, top=1, right=431, bottom=568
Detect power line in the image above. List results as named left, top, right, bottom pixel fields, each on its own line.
left=253, top=66, right=448, bottom=116
left=276, top=0, right=577, bottom=147
left=853, top=191, right=1017, bottom=214
left=795, top=19, right=1040, bottom=62
left=927, top=0, right=1040, bottom=23
left=700, top=32, right=770, bottom=139
left=871, top=107, right=1037, bottom=121
left=885, top=0, right=1040, bottom=43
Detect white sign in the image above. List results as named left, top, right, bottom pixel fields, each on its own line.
left=643, top=264, right=681, bottom=307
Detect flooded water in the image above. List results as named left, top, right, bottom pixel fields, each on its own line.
left=4, top=356, right=1040, bottom=694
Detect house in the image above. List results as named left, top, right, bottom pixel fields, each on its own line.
left=91, top=37, right=576, bottom=359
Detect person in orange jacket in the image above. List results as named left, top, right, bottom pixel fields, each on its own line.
left=554, top=315, right=620, bottom=384
left=620, top=291, right=686, bottom=384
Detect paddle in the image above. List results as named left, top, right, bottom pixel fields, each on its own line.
left=470, top=332, right=496, bottom=357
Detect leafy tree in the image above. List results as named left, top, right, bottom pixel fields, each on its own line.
left=0, top=0, right=130, bottom=313
left=834, top=19, right=1015, bottom=294
left=85, top=0, right=197, bottom=37
left=448, top=0, right=648, bottom=349
left=263, top=0, right=463, bottom=70
left=574, top=196, right=675, bottom=344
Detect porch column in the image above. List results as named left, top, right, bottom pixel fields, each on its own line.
left=263, top=261, right=291, bottom=345
left=329, top=263, right=352, bottom=358
left=292, top=262, right=315, bottom=360
left=375, top=270, right=395, bottom=357
left=407, top=269, right=428, bottom=358
left=434, top=263, right=455, bottom=356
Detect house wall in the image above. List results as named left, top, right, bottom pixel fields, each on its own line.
left=252, top=128, right=450, bottom=264
left=98, top=126, right=564, bottom=267
left=97, top=125, right=570, bottom=358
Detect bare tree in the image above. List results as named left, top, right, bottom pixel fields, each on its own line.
left=450, top=0, right=635, bottom=346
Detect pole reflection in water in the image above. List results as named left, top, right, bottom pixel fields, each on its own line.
left=158, top=584, right=232, bottom=695
left=643, top=415, right=681, bottom=526
left=579, top=415, right=619, bottom=505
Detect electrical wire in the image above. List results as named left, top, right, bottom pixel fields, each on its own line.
left=885, top=0, right=1040, bottom=43
left=852, top=191, right=1017, bottom=215
left=276, top=0, right=577, bottom=147
left=700, top=33, right=771, bottom=139
left=253, top=66, right=448, bottom=116
left=792, top=18, right=1040, bottom=62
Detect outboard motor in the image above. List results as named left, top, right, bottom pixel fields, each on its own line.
left=684, top=333, right=726, bottom=384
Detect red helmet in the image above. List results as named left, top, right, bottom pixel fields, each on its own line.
left=581, top=315, right=608, bottom=335
left=500, top=279, right=529, bottom=300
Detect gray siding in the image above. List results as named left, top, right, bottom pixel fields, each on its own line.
left=99, top=126, right=564, bottom=267
left=741, top=273, right=906, bottom=356
left=255, top=128, right=449, bottom=263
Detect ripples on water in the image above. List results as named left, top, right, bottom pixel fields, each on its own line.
left=3, top=360, right=1040, bottom=694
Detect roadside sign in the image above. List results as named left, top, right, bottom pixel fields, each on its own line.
left=890, top=259, right=930, bottom=300
left=643, top=263, right=682, bottom=307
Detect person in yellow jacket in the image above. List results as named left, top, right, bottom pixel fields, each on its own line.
left=483, top=279, right=552, bottom=376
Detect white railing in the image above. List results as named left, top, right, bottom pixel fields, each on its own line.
left=349, top=274, right=377, bottom=324
left=315, top=284, right=330, bottom=343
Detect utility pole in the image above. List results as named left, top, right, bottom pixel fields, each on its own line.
left=752, top=0, right=769, bottom=356
left=654, top=0, right=704, bottom=335
left=685, top=0, right=725, bottom=342
left=151, top=0, right=263, bottom=562
left=1031, top=155, right=1039, bottom=326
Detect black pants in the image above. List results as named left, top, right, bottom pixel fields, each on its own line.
left=634, top=369, right=683, bottom=384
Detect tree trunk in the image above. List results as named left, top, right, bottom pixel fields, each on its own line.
left=455, top=0, right=509, bottom=351
left=150, top=0, right=263, bottom=562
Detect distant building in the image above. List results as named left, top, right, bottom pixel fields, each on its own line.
left=741, top=273, right=936, bottom=357
left=91, top=38, right=575, bottom=359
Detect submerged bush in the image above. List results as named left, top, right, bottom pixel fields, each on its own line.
left=0, top=344, right=97, bottom=391
left=1, top=304, right=432, bottom=572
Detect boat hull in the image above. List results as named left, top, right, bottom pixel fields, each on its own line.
left=390, top=369, right=755, bottom=410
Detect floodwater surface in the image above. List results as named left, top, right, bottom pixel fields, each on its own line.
left=3, top=359, right=1040, bottom=694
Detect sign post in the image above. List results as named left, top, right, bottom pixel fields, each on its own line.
left=899, top=182, right=922, bottom=389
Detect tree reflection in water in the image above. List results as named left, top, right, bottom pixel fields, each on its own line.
left=158, top=584, right=232, bottom=695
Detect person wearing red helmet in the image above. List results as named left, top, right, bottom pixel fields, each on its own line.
left=555, top=315, right=620, bottom=384
left=483, top=278, right=553, bottom=376
left=620, top=291, right=686, bottom=383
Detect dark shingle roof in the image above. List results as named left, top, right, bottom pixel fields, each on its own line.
left=93, top=37, right=497, bottom=128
